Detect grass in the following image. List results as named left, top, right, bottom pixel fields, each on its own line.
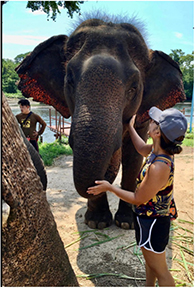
left=4, top=92, right=23, bottom=99
left=77, top=273, right=146, bottom=281
left=65, top=228, right=146, bottom=283
left=38, top=137, right=72, bottom=166
left=65, top=228, right=124, bottom=251
left=170, top=219, right=194, bottom=286
left=67, top=220, right=194, bottom=286
left=183, top=129, right=194, bottom=147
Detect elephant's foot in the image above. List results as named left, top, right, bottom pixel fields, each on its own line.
left=84, top=193, right=113, bottom=229
left=85, top=209, right=113, bottom=229
left=114, top=200, right=134, bottom=230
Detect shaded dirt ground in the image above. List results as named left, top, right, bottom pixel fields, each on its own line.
left=2, top=147, right=193, bottom=286
left=45, top=146, right=194, bottom=287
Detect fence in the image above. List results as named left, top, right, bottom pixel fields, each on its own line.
left=47, top=107, right=193, bottom=140
left=47, top=108, right=71, bottom=140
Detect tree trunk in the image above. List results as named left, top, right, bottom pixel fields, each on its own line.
left=2, top=93, right=79, bottom=287
left=19, top=126, right=48, bottom=190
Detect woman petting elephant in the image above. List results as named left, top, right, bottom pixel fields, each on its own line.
left=87, top=107, right=188, bottom=287
left=15, top=12, right=186, bottom=230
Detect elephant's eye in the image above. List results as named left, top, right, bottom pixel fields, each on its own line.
left=129, top=87, right=136, bottom=93
left=126, top=86, right=137, bottom=101
left=128, top=87, right=137, bottom=97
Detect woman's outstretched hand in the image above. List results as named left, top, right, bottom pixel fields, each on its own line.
left=87, top=180, right=112, bottom=195
left=129, top=114, right=136, bottom=128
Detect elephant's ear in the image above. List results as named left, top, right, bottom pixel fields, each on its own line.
left=136, top=50, right=186, bottom=124
left=15, top=35, right=71, bottom=118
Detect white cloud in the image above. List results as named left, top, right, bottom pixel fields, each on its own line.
left=26, top=9, right=46, bottom=16
left=3, top=34, right=47, bottom=46
left=26, top=5, right=63, bottom=15
left=174, top=32, right=183, bottom=39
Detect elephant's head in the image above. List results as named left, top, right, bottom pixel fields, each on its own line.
left=15, top=14, right=186, bottom=197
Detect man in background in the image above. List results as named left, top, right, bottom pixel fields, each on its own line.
left=16, top=99, right=46, bottom=152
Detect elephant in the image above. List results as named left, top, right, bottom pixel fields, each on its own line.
left=2, top=93, right=78, bottom=286
left=15, top=13, right=186, bottom=230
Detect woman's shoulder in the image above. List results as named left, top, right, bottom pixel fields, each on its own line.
left=145, top=160, right=171, bottom=189
left=149, top=160, right=171, bottom=179
left=152, top=154, right=174, bottom=170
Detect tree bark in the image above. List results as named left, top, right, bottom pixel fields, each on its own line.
left=19, top=126, right=47, bottom=191
left=2, top=93, right=79, bottom=287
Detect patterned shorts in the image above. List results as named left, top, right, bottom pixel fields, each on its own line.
left=134, top=213, right=171, bottom=254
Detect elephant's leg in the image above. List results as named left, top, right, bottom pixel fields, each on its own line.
left=115, top=123, right=149, bottom=229
left=85, top=193, right=113, bottom=229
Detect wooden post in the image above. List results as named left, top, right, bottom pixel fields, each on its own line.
left=55, top=110, right=58, bottom=139
left=49, top=108, right=51, bottom=127
left=190, top=87, right=194, bottom=132
left=58, top=115, right=61, bottom=141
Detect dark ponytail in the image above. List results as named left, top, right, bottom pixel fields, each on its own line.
left=160, top=131, right=184, bottom=155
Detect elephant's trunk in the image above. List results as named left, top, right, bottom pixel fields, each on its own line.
left=69, top=54, right=126, bottom=197
left=71, top=112, right=122, bottom=197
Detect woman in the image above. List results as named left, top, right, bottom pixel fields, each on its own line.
left=87, top=106, right=188, bottom=287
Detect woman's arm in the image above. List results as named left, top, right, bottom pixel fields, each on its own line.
left=87, top=181, right=140, bottom=205
left=129, top=115, right=152, bottom=157
left=87, top=161, right=170, bottom=206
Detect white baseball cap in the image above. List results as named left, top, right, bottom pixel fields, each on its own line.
left=149, top=106, right=188, bottom=144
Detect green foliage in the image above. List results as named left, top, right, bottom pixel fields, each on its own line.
left=169, top=50, right=194, bottom=101
left=38, top=139, right=73, bottom=166
left=59, top=135, right=69, bottom=144
left=14, top=52, right=31, bottom=64
left=183, top=138, right=194, bottom=147
left=185, top=128, right=194, bottom=139
left=2, top=59, right=20, bottom=93
left=2, top=52, right=30, bottom=94
left=183, top=129, right=194, bottom=147
left=26, top=1, right=84, bottom=21
left=169, top=49, right=185, bottom=64
left=4, top=92, right=23, bottom=99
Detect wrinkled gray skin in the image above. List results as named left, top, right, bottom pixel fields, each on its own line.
left=15, top=14, right=185, bottom=229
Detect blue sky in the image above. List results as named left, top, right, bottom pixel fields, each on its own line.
left=2, top=1, right=194, bottom=60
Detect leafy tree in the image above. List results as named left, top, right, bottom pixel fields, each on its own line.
left=169, top=49, right=185, bottom=65
left=26, top=1, right=84, bottom=21
left=2, top=59, right=19, bottom=93
left=169, top=50, right=194, bottom=101
left=2, top=52, right=32, bottom=93
left=14, top=52, right=31, bottom=64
